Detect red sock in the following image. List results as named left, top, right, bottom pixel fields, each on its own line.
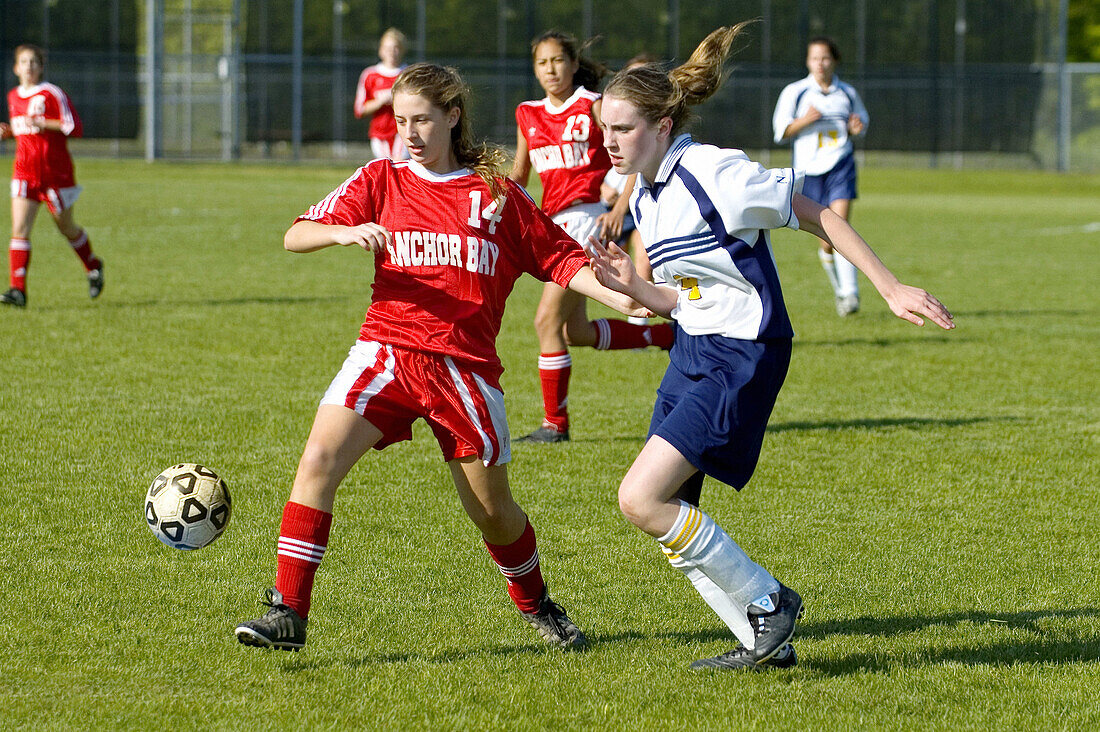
left=537, top=351, right=570, bottom=432
left=592, top=318, right=675, bottom=351
left=484, top=519, right=545, bottom=613
left=67, top=230, right=101, bottom=272
left=9, top=238, right=30, bottom=291
left=274, top=501, right=332, bottom=618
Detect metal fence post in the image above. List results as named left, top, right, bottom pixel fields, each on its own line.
left=144, top=0, right=163, bottom=161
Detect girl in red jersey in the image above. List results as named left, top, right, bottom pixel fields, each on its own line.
left=0, top=44, right=103, bottom=308
left=509, top=31, right=673, bottom=443
left=236, top=63, right=644, bottom=652
left=353, top=28, right=410, bottom=161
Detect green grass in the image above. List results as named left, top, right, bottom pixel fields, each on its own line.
left=1, top=158, right=1098, bottom=730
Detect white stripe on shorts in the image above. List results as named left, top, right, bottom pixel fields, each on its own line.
left=320, top=341, right=396, bottom=414
left=445, top=356, right=510, bottom=466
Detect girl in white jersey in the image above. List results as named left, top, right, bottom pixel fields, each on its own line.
left=509, top=31, right=673, bottom=444
left=589, top=24, right=954, bottom=671
left=235, top=63, right=644, bottom=654
left=773, top=36, right=869, bottom=316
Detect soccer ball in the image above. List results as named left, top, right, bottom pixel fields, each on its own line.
left=145, top=463, right=232, bottom=550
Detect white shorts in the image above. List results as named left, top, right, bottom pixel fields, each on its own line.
left=11, top=180, right=82, bottom=215
left=370, top=135, right=410, bottom=162
left=551, top=202, right=606, bottom=246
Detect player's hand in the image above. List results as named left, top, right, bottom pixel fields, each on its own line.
left=848, top=113, right=865, bottom=135
left=335, top=223, right=391, bottom=254
left=585, top=236, right=638, bottom=296
left=882, top=283, right=955, bottom=330
left=0, top=122, right=11, bottom=140
left=595, top=209, right=625, bottom=242
left=802, top=106, right=822, bottom=124
left=378, top=89, right=393, bottom=104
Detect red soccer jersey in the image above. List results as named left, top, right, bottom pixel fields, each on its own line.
left=6, top=82, right=81, bottom=188
left=354, top=64, right=403, bottom=141
left=515, top=86, right=611, bottom=217
left=297, top=159, right=589, bottom=378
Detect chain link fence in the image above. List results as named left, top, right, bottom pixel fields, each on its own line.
left=1, top=0, right=1096, bottom=171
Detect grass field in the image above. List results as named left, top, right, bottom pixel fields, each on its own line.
left=1, top=157, right=1098, bottom=730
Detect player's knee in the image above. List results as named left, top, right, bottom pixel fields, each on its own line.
left=617, top=482, right=651, bottom=529
left=296, top=441, right=341, bottom=482
left=532, top=305, right=562, bottom=336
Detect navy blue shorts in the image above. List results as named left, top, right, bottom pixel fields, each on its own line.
left=649, top=328, right=792, bottom=490
left=802, top=152, right=858, bottom=206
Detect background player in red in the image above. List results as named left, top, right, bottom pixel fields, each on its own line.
left=509, top=31, right=673, bottom=443
left=235, top=62, right=645, bottom=652
left=0, top=44, right=103, bottom=308
left=353, top=28, right=410, bottom=161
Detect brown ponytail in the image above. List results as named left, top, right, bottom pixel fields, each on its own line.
left=392, top=63, right=508, bottom=201
left=604, top=22, right=754, bottom=135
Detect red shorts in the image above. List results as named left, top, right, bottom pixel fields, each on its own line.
left=11, top=179, right=82, bottom=215
left=321, top=340, right=511, bottom=465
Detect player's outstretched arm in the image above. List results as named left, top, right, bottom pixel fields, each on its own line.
left=566, top=265, right=650, bottom=319
left=285, top=219, right=391, bottom=254
left=792, top=193, right=955, bottom=330
left=585, top=237, right=678, bottom=318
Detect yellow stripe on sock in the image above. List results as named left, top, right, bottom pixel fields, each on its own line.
left=662, top=506, right=701, bottom=554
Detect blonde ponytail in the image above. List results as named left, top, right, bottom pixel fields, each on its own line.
left=604, top=21, right=754, bottom=134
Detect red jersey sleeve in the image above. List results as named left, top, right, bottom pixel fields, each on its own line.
left=296, top=161, right=384, bottom=226
left=503, top=179, right=587, bottom=287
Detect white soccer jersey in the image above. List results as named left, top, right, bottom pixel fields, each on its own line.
left=772, top=74, right=868, bottom=176
left=631, top=135, right=804, bottom=340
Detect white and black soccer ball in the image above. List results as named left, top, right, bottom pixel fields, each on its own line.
left=145, top=463, right=232, bottom=550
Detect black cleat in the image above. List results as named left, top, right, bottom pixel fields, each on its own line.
left=748, top=584, right=803, bottom=662
left=0, top=287, right=26, bottom=307
left=520, top=589, right=587, bottom=650
left=88, top=264, right=104, bottom=299
left=516, top=425, right=570, bottom=444
left=690, top=642, right=797, bottom=671
left=235, top=588, right=307, bottom=651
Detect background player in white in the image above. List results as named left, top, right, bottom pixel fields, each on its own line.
left=1, top=44, right=103, bottom=308
left=235, top=63, right=646, bottom=652
left=510, top=31, right=672, bottom=443
left=354, top=28, right=409, bottom=161
left=773, top=36, right=868, bottom=316
left=588, top=24, right=954, bottom=671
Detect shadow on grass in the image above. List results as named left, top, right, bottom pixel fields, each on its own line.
left=275, top=607, right=1100, bottom=673
left=37, top=294, right=353, bottom=311
left=794, top=334, right=960, bottom=349
left=766, top=415, right=1020, bottom=433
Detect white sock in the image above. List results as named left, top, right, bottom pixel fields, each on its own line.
left=663, top=545, right=755, bottom=648
left=834, top=251, right=859, bottom=298
left=818, top=249, right=841, bottom=296
left=658, top=500, right=780, bottom=611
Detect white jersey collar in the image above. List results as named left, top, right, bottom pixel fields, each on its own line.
left=806, top=73, right=841, bottom=94
left=642, top=133, right=694, bottom=189
left=397, top=158, right=474, bottom=182
left=16, top=83, right=46, bottom=98
left=543, top=86, right=588, bottom=115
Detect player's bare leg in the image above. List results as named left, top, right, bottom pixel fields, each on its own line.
left=450, top=457, right=586, bottom=648
left=290, top=405, right=384, bottom=512
left=827, top=198, right=859, bottom=315
left=2, top=197, right=38, bottom=306
left=237, top=406, right=383, bottom=651
left=51, top=204, right=104, bottom=299
left=520, top=282, right=582, bottom=442
left=619, top=436, right=801, bottom=668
